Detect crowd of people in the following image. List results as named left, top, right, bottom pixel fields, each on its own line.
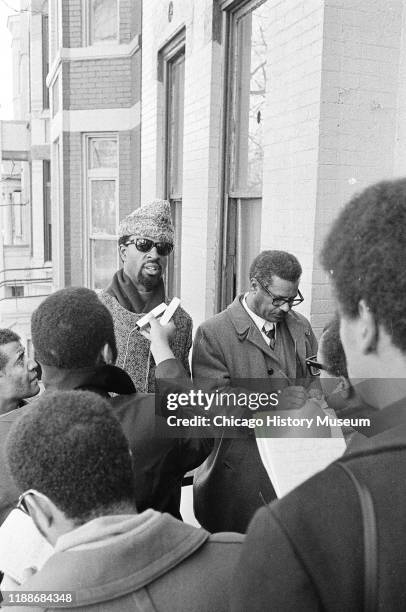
left=0, top=178, right=405, bottom=609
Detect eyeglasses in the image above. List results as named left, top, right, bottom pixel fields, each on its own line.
left=255, top=278, right=304, bottom=308
left=125, top=238, right=173, bottom=257
left=306, top=355, right=327, bottom=377
left=16, top=489, right=35, bottom=515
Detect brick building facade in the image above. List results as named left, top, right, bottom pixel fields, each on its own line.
left=48, top=0, right=141, bottom=290
left=0, top=0, right=52, bottom=349
left=141, top=0, right=406, bottom=334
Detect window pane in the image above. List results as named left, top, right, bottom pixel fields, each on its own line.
left=91, top=239, right=117, bottom=290
left=167, top=53, right=185, bottom=198
left=91, top=180, right=116, bottom=235
left=90, top=0, right=118, bottom=44
left=89, top=138, right=117, bottom=168
left=233, top=1, right=271, bottom=196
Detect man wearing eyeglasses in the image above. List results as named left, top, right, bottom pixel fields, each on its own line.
left=192, top=250, right=319, bottom=533
left=100, top=199, right=192, bottom=392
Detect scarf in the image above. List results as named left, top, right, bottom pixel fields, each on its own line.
left=106, top=269, right=166, bottom=314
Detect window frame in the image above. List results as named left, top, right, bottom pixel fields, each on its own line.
left=83, top=133, right=119, bottom=291
left=158, top=29, right=186, bottom=299
left=84, top=0, right=119, bottom=46
left=220, top=0, right=268, bottom=308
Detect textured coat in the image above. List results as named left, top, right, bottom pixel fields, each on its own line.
left=232, top=419, right=406, bottom=611
left=192, top=294, right=318, bottom=533
left=100, top=292, right=192, bottom=392
left=2, top=511, right=243, bottom=612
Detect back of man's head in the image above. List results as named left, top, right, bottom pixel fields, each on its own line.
left=0, top=329, right=20, bottom=371
left=249, top=250, right=302, bottom=284
left=31, top=287, right=117, bottom=369
left=321, top=179, right=406, bottom=352
left=6, top=390, right=136, bottom=524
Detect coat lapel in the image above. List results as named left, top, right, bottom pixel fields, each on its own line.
left=226, top=295, right=279, bottom=360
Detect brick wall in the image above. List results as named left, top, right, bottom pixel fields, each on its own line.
left=63, top=132, right=82, bottom=286
left=63, top=0, right=82, bottom=48
left=119, top=126, right=141, bottom=218
left=63, top=58, right=136, bottom=110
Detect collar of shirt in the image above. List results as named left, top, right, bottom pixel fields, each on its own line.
left=242, top=293, right=275, bottom=344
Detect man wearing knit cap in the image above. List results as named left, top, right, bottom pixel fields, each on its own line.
left=100, top=200, right=193, bottom=392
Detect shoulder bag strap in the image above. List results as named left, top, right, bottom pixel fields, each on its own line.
left=337, top=461, right=378, bottom=612
left=130, top=586, right=158, bottom=611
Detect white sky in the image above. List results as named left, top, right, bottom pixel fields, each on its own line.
left=0, top=0, right=19, bottom=120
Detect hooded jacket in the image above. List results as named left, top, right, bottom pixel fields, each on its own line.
left=2, top=510, right=243, bottom=611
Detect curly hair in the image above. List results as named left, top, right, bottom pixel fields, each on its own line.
left=249, top=251, right=302, bottom=284
left=321, top=179, right=406, bottom=352
left=31, top=287, right=117, bottom=368
left=320, top=316, right=348, bottom=379
left=0, top=329, right=20, bottom=371
left=6, top=391, right=136, bottom=523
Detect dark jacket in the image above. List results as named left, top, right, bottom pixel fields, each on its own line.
left=2, top=510, right=243, bottom=612
left=192, top=294, right=318, bottom=533
left=0, top=404, right=32, bottom=525
left=232, top=412, right=406, bottom=611
left=0, top=360, right=210, bottom=523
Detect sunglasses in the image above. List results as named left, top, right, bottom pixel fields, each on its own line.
left=306, top=355, right=327, bottom=377
left=125, top=238, right=173, bottom=257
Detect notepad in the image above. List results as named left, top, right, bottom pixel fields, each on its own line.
left=0, top=509, right=53, bottom=584
left=255, top=405, right=346, bottom=498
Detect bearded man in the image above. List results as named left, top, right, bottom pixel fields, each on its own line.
left=100, top=199, right=192, bottom=391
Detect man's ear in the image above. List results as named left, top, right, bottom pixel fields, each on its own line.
left=249, top=278, right=259, bottom=293
left=101, top=343, right=114, bottom=365
left=25, top=493, right=56, bottom=541
left=358, top=299, right=378, bottom=354
left=337, top=376, right=352, bottom=399
left=119, top=243, right=127, bottom=263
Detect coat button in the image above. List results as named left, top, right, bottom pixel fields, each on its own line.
left=268, top=368, right=274, bottom=375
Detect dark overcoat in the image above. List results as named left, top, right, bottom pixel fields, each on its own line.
left=192, top=294, right=318, bottom=533
left=232, top=420, right=406, bottom=611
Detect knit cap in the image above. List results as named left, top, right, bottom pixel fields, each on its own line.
left=119, top=199, right=174, bottom=243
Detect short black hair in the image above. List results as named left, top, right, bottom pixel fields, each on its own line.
left=0, top=329, right=20, bottom=371
left=249, top=251, right=302, bottom=284
left=6, top=391, right=136, bottom=523
left=31, top=287, right=117, bottom=368
left=321, top=179, right=406, bottom=352
left=320, top=316, right=348, bottom=379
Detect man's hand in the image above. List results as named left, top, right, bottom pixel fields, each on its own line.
left=147, top=317, right=176, bottom=364
left=278, top=386, right=308, bottom=410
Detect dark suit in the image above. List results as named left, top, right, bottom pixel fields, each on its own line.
left=232, top=415, right=406, bottom=611
left=192, top=294, right=318, bottom=533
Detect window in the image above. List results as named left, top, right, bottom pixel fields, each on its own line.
left=85, top=135, right=119, bottom=290
left=88, top=0, right=118, bottom=45
left=42, top=15, right=49, bottom=110
left=221, top=0, right=271, bottom=307
left=160, top=32, right=185, bottom=298
left=43, top=161, right=52, bottom=261
left=5, top=285, right=24, bottom=298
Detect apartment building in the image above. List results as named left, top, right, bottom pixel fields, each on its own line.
left=47, top=0, right=141, bottom=291
left=141, top=0, right=406, bottom=333
left=0, top=0, right=52, bottom=348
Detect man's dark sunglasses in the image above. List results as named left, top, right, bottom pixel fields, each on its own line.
left=125, top=238, right=174, bottom=257
left=255, top=278, right=304, bottom=308
left=306, top=355, right=327, bottom=377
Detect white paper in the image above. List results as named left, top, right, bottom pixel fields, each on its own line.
left=255, top=406, right=346, bottom=498
left=0, top=509, right=53, bottom=584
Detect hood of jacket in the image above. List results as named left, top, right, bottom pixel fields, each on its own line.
left=20, top=510, right=209, bottom=607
